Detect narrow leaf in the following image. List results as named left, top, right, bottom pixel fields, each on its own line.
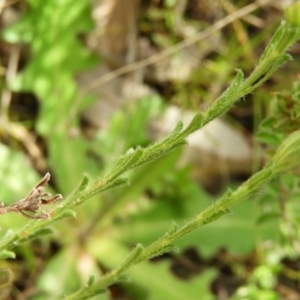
left=163, top=222, right=178, bottom=238
left=149, top=244, right=179, bottom=259
left=51, top=209, right=76, bottom=222
left=107, top=148, right=143, bottom=180
left=73, top=173, right=90, bottom=195
left=180, top=113, right=203, bottom=136
left=0, top=250, right=16, bottom=259
left=201, top=208, right=231, bottom=225
left=18, top=228, right=53, bottom=244
left=117, top=243, right=144, bottom=273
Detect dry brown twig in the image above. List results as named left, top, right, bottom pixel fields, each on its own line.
left=0, top=173, right=62, bottom=219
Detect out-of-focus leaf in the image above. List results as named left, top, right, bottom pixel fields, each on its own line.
left=0, top=144, right=40, bottom=204
left=113, top=179, right=280, bottom=257
left=0, top=268, right=12, bottom=293
left=18, top=228, right=53, bottom=244
left=48, top=133, right=89, bottom=194
left=35, top=248, right=82, bottom=299
left=256, top=212, right=281, bottom=225
left=0, top=250, right=15, bottom=259
left=256, top=131, right=282, bottom=147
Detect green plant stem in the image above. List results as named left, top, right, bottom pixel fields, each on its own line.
left=141, top=166, right=276, bottom=257
left=5, top=11, right=297, bottom=254
left=57, top=17, right=300, bottom=219
left=67, top=126, right=300, bottom=299
left=64, top=160, right=284, bottom=300
left=1, top=5, right=300, bottom=299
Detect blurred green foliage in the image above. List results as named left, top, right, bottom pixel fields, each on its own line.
left=0, top=1, right=299, bottom=299
left=3, top=0, right=99, bottom=194
left=232, top=80, right=300, bottom=300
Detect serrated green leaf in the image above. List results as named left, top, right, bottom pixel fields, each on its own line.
left=87, top=275, right=95, bottom=287
left=117, top=244, right=144, bottom=273
left=37, top=248, right=82, bottom=298
left=49, top=133, right=90, bottom=195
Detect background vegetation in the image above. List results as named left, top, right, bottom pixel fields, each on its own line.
left=0, top=0, right=300, bottom=299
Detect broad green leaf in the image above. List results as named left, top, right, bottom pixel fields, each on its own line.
left=256, top=131, right=282, bottom=147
